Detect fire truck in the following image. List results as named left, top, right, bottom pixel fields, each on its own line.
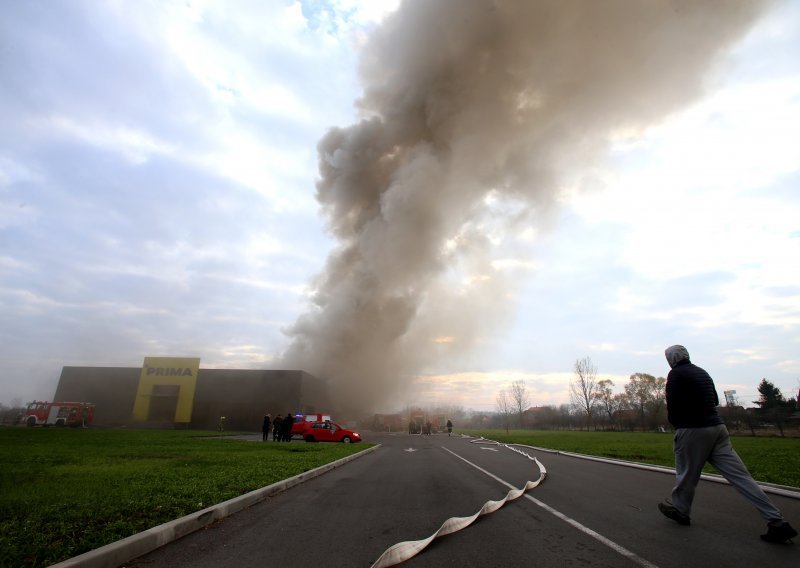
left=23, top=401, right=95, bottom=427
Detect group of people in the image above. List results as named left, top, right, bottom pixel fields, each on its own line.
left=407, top=419, right=454, bottom=435
left=261, top=413, right=295, bottom=442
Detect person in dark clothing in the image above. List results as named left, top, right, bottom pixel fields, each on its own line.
left=262, top=414, right=271, bottom=442
left=282, top=412, right=294, bottom=442
left=446, top=419, right=453, bottom=436
left=658, top=345, right=796, bottom=543
left=272, top=415, right=282, bottom=442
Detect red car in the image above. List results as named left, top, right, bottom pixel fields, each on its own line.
left=302, top=421, right=362, bottom=443
left=291, top=413, right=333, bottom=436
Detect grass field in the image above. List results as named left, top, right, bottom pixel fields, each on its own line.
left=462, top=429, right=800, bottom=488
left=0, top=428, right=370, bottom=568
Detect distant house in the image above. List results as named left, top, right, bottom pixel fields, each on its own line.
left=522, top=406, right=550, bottom=427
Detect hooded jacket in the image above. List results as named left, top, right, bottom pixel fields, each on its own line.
left=665, top=357, right=724, bottom=428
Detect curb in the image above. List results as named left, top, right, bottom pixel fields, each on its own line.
left=49, top=444, right=381, bottom=568
left=466, top=437, right=800, bottom=500
left=516, top=444, right=800, bottom=500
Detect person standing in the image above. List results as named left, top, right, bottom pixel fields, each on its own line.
left=262, top=414, right=271, bottom=442
left=272, top=414, right=282, bottom=442
left=446, top=419, right=453, bottom=436
left=658, top=345, right=797, bottom=543
left=282, top=412, right=294, bottom=442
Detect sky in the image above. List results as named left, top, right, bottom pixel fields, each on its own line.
left=1, top=0, right=799, bottom=413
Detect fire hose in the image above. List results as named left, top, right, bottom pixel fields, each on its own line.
left=370, top=437, right=547, bottom=567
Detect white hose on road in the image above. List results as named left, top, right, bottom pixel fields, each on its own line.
left=370, top=437, right=547, bottom=568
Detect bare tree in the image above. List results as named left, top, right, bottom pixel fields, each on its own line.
left=570, top=357, right=599, bottom=429
left=559, top=403, right=577, bottom=429
left=495, top=389, right=513, bottom=433
left=445, top=405, right=466, bottom=423
left=648, top=376, right=667, bottom=427
left=624, top=373, right=664, bottom=430
left=594, top=379, right=619, bottom=429
left=509, top=379, right=530, bottom=428
left=613, top=392, right=631, bottom=430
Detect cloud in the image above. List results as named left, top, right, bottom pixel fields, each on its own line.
left=410, top=371, right=570, bottom=411
left=43, top=116, right=176, bottom=165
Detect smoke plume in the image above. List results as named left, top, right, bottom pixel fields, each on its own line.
left=279, top=0, right=772, bottom=414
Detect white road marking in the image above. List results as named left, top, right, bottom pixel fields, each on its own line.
left=442, top=446, right=661, bottom=568
left=480, top=447, right=499, bottom=451
left=404, top=448, right=417, bottom=452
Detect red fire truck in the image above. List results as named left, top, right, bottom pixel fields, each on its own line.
left=23, top=401, right=95, bottom=427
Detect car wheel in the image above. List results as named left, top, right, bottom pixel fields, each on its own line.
left=55, top=419, right=65, bottom=427
left=342, top=436, right=351, bottom=443
left=26, top=416, right=36, bottom=427
left=305, top=434, right=316, bottom=443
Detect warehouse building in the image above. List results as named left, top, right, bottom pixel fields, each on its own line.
left=53, top=357, right=331, bottom=430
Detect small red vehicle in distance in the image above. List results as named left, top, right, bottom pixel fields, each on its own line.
left=302, top=421, right=362, bottom=443
left=290, top=413, right=332, bottom=436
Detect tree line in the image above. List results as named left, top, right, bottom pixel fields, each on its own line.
left=489, top=357, right=798, bottom=433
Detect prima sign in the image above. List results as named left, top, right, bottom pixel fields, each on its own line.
left=133, top=357, right=201, bottom=423
left=145, top=366, right=194, bottom=377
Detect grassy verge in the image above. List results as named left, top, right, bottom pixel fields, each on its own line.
left=0, top=428, right=372, bottom=568
left=462, top=429, right=800, bottom=488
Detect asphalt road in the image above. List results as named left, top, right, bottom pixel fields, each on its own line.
left=126, top=432, right=800, bottom=568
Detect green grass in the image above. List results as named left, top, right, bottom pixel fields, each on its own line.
left=462, top=429, right=800, bottom=488
left=0, top=428, right=371, bottom=568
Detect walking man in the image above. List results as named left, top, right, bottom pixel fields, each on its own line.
left=658, top=345, right=796, bottom=543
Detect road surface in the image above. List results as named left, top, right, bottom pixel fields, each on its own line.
left=126, top=432, right=800, bottom=567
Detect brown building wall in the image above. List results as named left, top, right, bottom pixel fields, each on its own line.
left=54, top=367, right=141, bottom=426
left=193, top=369, right=294, bottom=430
left=53, top=366, right=331, bottom=430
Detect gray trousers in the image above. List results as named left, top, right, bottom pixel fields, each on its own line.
left=671, top=424, right=784, bottom=525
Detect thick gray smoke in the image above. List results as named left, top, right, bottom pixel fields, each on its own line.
left=279, top=0, right=772, bottom=415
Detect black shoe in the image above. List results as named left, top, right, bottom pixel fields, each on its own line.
left=658, top=502, right=691, bottom=526
left=761, top=522, right=797, bottom=543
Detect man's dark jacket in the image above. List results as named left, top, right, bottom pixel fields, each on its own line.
left=282, top=414, right=294, bottom=433
left=665, top=360, right=724, bottom=428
